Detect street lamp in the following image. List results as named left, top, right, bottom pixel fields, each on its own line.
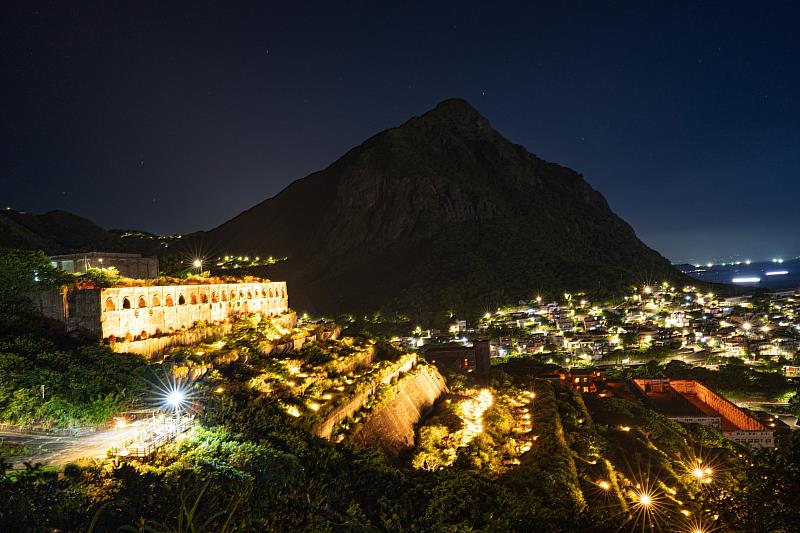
left=162, top=385, right=189, bottom=435
left=166, top=389, right=186, bottom=411
left=192, top=258, right=203, bottom=272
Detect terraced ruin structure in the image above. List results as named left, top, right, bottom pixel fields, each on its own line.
left=30, top=279, right=290, bottom=355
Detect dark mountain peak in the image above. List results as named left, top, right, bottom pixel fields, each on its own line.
left=407, top=98, right=492, bottom=134
left=193, top=100, right=688, bottom=316
left=427, top=97, right=481, bottom=118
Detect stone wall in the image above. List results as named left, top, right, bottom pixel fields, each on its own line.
left=111, top=322, right=233, bottom=358
left=30, top=281, right=289, bottom=342
left=100, top=282, right=288, bottom=341
left=29, top=286, right=68, bottom=323
left=112, top=311, right=298, bottom=358
left=258, top=320, right=338, bottom=357
left=312, top=353, right=417, bottom=440
left=30, top=287, right=103, bottom=336
left=351, top=365, right=448, bottom=456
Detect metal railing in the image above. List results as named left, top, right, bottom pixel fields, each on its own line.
left=108, top=417, right=193, bottom=460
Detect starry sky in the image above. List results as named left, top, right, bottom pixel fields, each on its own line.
left=2, top=1, right=798, bottom=263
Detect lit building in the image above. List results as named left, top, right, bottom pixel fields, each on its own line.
left=423, top=340, right=491, bottom=376
left=543, top=368, right=608, bottom=395
left=632, top=378, right=774, bottom=448
left=50, top=252, right=159, bottom=278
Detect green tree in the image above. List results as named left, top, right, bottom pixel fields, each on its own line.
left=0, top=249, right=69, bottom=302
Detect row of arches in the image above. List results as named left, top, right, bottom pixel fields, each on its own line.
left=110, top=323, right=196, bottom=343
left=104, top=285, right=286, bottom=312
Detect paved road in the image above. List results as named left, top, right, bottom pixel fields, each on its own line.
left=1, top=423, right=147, bottom=469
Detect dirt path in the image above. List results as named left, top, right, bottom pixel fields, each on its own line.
left=1, top=424, right=146, bottom=469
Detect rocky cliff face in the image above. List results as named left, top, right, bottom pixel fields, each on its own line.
left=190, top=98, right=690, bottom=315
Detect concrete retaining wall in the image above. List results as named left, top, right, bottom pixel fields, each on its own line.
left=351, top=365, right=448, bottom=455
left=112, top=311, right=298, bottom=359
left=312, top=353, right=416, bottom=440
left=111, top=323, right=233, bottom=358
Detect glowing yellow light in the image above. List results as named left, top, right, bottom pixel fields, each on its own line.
left=214, top=386, right=224, bottom=394
left=620, top=426, right=631, bottom=432
left=308, top=402, right=320, bottom=412
left=457, top=389, right=493, bottom=447
left=192, top=259, right=202, bottom=268
left=598, top=480, right=610, bottom=490
left=285, top=405, right=301, bottom=417
left=693, top=468, right=705, bottom=479
left=637, top=493, right=651, bottom=506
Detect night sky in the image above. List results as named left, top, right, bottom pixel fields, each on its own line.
left=2, top=1, right=798, bottom=263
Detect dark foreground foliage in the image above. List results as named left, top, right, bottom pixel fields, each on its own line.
left=2, top=372, right=800, bottom=532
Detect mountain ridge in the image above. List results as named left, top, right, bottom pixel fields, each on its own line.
left=0, top=209, right=126, bottom=254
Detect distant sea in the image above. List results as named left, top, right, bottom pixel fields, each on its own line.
left=677, top=258, right=800, bottom=291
